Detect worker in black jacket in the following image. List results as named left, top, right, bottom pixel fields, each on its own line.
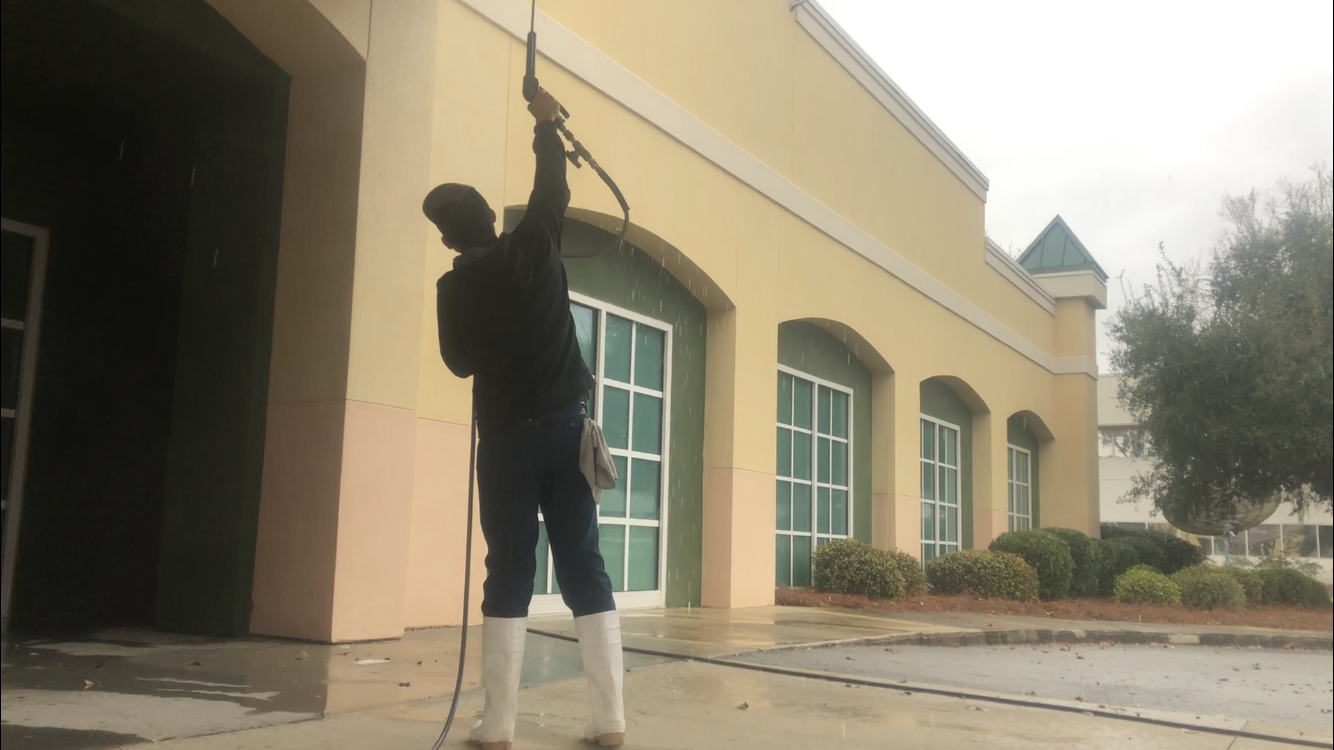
left=423, top=89, right=625, bottom=749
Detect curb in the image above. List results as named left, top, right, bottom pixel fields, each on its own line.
left=528, top=626, right=1334, bottom=748
left=745, top=626, right=1333, bottom=655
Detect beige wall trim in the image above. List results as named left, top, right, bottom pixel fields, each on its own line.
left=1054, top=357, right=1100, bottom=379
left=985, top=238, right=1056, bottom=314
left=457, top=0, right=1095, bottom=379
left=1033, top=270, right=1109, bottom=310
left=310, top=0, right=371, bottom=60
left=789, top=0, right=988, bottom=201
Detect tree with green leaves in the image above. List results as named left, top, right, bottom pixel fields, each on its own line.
left=1108, top=167, right=1332, bottom=534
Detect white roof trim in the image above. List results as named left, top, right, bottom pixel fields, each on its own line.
left=456, top=0, right=1094, bottom=380
left=1033, top=270, right=1109, bottom=310
left=985, top=238, right=1056, bottom=314
left=790, top=0, right=989, bottom=201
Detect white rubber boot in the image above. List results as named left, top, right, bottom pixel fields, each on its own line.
left=469, top=616, right=527, bottom=750
left=574, top=610, right=626, bottom=747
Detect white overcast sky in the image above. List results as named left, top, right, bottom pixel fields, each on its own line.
left=818, top=0, right=1334, bottom=365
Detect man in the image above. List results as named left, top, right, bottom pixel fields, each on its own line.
left=423, top=89, right=625, bottom=750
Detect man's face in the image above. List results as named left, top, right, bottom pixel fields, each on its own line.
left=437, top=208, right=498, bottom=252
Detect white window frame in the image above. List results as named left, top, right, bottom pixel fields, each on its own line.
left=775, top=365, right=855, bottom=586
left=1, top=218, right=50, bottom=627
left=919, top=414, right=961, bottom=560
left=1007, top=445, right=1032, bottom=531
left=530, top=292, right=672, bottom=615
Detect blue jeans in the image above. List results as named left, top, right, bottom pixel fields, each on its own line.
left=476, top=403, right=616, bottom=618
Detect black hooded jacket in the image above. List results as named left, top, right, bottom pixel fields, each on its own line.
left=435, top=121, right=594, bottom=432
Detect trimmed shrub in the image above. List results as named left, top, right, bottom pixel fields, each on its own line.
left=813, top=539, right=905, bottom=600
left=1254, top=568, right=1331, bottom=608
left=990, top=529, right=1074, bottom=600
left=1045, top=527, right=1103, bottom=598
left=1170, top=563, right=1215, bottom=583
left=885, top=549, right=929, bottom=596
left=925, top=549, right=1040, bottom=601
left=1099, top=523, right=1139, bottom=540
left=1113, top=568, right=1181, bottom=606
left=1097, top=536, right=1168, bottom=596
left=1127, top=563, right=1162, bottom=575
left=1235, top=555, right=1325, bottom=577
left=924, top=550, right=974, bottom=595
left=1215, top=566, right=1265, bottom=604
left=1124, top=535, right=1170, bottom=572
left=1099, top=524, right=1204, bottom=574
left=1148, top=530, right=1208, bottom=574
left=1174, top=570, right=1247, bottom=610
left=1097, top=538, right=1138, bottom=597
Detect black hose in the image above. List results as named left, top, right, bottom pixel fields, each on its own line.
left=428, top=406, right=477, bottom=750
left=555, top=120, right=630, bottom=259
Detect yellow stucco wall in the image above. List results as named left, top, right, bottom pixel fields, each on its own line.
left=238, top=0, right=1101, bottom=639
left=534, top=0, right=1056, bottom=352
left=426, top=0, right=1096, bottom=612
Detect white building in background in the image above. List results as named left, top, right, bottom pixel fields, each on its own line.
left=1098, top=375, right=1333, bottom=583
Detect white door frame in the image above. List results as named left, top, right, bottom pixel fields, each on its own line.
left=1006, top=444, right=1033, bottom=531
left=1, top=218, right=51, bottom=631
left=774, top=365, right=855, bottom=586
left=530, top=291, right=672, bottom=616
left=919, top=413, right=962, bottom=559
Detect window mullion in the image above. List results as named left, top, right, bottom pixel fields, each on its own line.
left=939, top=454, right=944, bottom=559
left=812, top=388, right=821, bottom=555
left=594, top=309, right=607, bottom=422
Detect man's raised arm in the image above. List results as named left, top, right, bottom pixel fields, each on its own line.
left=518, top=90, right=569, bottom=245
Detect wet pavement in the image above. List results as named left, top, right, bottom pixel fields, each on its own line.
left=0, top=625, right=669, bottom=748
left=85, top=659, right=1317, bottom=750
left=736, top=642, right=1334, bottom=731
left=2, top=607, right=1331, bottom=749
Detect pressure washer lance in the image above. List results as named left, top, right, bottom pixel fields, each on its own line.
left=521, top=0, right=629, bottom=259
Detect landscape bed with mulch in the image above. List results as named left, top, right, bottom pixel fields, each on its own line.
left=776, top=586, right=1334, bottom=632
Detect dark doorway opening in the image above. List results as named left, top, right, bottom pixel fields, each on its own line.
left=1, top=0, right=289, bottom=635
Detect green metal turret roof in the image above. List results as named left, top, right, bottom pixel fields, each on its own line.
left=1017, top=215, right=1108, bottom=281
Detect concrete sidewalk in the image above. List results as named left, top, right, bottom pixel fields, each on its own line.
left=107, top=659, right=1314, bottom=750
left=531, top=606, right=1334, bottom=656
left=2, top=606, right=1330, bottom=749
